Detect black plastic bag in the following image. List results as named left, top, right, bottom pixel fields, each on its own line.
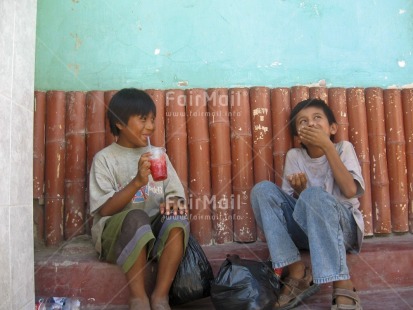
left=169, top=234, right=214, bottom=306
left=211, top=254, right=281, bottom=310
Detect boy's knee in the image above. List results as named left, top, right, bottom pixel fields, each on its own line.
left=300, top=187, right=324, bottom=202
left=169, top=226, right=184, bottom=236
left=165, top=227, right=186, bottom=248
left=122, top=209, right=150, bottom=234
left=251, top=180, right=276, bottom=198
left=297, top=187, right=331, bottom=215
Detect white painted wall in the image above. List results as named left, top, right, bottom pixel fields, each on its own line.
left=0, top=0, right=37, bottom=308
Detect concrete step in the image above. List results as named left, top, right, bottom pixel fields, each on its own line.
left=204, top=233, right=413, bottom=293
left=34, top=234, right=413, bottom=309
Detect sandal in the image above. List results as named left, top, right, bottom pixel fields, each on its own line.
left=331, top=288, right=363, bottom=310
left=275, top=267, right=320, bottom=310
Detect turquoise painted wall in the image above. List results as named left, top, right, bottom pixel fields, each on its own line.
left=35, top=0, right=413, bottom=91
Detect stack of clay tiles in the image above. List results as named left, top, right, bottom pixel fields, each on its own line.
left=33, top=86, right=413, bottom=246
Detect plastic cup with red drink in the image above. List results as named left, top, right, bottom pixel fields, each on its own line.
left=149, top=147, right=168, bottom=181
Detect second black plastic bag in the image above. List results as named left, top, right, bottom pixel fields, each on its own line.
left=211, top=254, right=280, bottom=310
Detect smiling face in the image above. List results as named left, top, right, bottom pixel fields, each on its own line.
left=116, top=112, right=156, bottom=148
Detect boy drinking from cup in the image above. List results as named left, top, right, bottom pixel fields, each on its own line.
left=89, top=88, right=188, bottom=310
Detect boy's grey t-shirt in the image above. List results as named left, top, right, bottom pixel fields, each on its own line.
left=281, top=140, right=365, bottom=251
left=89, top=143, right=186, bottom=253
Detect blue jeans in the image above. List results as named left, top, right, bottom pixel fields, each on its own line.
left=251, top=181, right=358, bottom=284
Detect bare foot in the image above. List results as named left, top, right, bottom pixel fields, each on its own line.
left=150, top=296, right=171, bottom=310
left=129, top=297, right=150, bottom=310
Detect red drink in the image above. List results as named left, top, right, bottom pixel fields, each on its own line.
left=149, top=147, right=168, bottom=181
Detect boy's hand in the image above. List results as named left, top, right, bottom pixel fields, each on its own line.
left=287, top=172, right=307, bottom=196
left=134, top=152, right=152, bottom=186
left=160, top=196, right=187, bottom=216
left=298, top=126, right=332, bottom=149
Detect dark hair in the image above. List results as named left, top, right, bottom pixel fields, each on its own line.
left=107, top=88, right=156, bottom=136
left=289, top=98, right=337, bottom=140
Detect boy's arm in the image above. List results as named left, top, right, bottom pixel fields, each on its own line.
left=98, top=152, right=152, bottom=217
left=98, top=177, right=147, bottom=216
left=323, top=142, right=357, bottom=198
left=299, top=126, right=358, bottom=198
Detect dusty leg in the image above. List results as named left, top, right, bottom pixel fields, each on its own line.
left=151, top=228, right=184, bottom=310
left=126, top=246, right=150, bottom=310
